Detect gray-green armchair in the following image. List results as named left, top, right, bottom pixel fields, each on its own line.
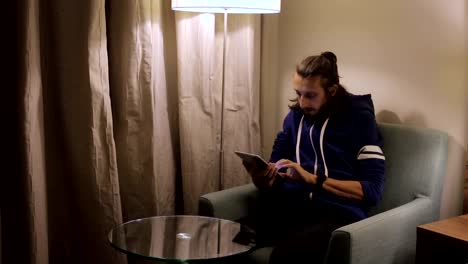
left=199, top=123, right=449, bottom=264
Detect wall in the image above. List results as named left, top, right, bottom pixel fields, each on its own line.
left=261, top=0, right=468, bottom=218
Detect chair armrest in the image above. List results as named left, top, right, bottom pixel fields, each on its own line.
left=198, top=184, right=259, bottom=221
left=326, top=196, right=434, bottom=264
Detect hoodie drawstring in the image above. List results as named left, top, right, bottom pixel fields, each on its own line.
left=319, top=117, right=330, bottom=177
left=295, top=115, right=330, bottom=177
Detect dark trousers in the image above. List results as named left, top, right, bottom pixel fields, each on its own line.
left=246, top=190, right=357, bottom=264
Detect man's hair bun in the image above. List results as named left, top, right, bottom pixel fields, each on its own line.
left=321, top=51, right=337, bottom=64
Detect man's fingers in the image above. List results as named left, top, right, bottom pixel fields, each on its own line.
left=275, top=159, right=290, bottom=166
left=266, top=167, right=278, bottom=179
left=275, top=159, right=294, bottom=169
left=259, top=164, right=278, bottom=180
left=262, top=165, right=274, bottom=177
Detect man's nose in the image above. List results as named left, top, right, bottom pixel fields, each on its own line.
left=299, top=95, right=307, bottom=104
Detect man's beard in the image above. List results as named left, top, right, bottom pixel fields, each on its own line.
left=301, top=87, right=349, bottom=118
left=302, top=99, right=332, bottom=118
left=302, top=108, right=318, bottom=116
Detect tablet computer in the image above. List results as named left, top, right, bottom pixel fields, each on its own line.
left=234, top=151, right=269, bottom=170
left=235, top=151, right=286, bottom=185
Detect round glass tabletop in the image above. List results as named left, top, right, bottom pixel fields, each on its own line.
left=108, top=215, right=254, bottom=262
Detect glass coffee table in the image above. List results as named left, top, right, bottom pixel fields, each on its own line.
left=108, top=215, right=255, bottom=263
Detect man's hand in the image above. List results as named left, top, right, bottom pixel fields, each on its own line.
left=243, top=161, right=278, bottom=189
left=275, top=160, right=365, bottom=201
left=275, top=159, right=317, bottom=185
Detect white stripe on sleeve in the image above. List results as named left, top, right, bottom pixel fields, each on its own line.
left=357, top=153, right=385, bottom=160
left=358, top=145, right=384, bottom=155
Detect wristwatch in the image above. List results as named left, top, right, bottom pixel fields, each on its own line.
left=316, top=173, right=326, bottom=189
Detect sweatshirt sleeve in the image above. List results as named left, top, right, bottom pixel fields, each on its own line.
left=269, top=111, right=295, bottom=163
left=353, top=110, right=385, bottom=207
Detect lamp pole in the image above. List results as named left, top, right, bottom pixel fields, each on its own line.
left=219, top=9, right=228, bottom=190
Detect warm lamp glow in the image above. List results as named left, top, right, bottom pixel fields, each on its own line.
left=171, top=0, right=281, bottom=14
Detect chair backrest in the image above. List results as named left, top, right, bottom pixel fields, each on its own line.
left=369, top=123, right=448, bottom=218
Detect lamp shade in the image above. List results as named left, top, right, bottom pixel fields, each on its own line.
left=171, top=0, right=281, bottom=14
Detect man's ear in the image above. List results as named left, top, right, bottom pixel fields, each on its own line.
left=329, top=85, right=338, bottom=96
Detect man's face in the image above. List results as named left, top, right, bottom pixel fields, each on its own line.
left=293, top=73, right=328, bottom=116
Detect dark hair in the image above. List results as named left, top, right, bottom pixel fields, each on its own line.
left=290, top=51, right=349, bottom=114
left=296, top=51, right=339, bottom=87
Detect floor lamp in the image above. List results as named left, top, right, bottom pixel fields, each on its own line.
left=172, top=0, right=281, bottom=190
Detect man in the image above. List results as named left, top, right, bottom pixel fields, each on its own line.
left=244, top=51, right=385, bottom=264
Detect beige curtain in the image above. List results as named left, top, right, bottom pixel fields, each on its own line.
left=176, top=12, right=261, bottom=213
left=107, top=0, right=179, bottom=221
left=14, top=0, right=261, bottom=263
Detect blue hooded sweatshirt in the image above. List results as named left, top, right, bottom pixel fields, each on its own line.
left=270, top=93, right=385, bottom=220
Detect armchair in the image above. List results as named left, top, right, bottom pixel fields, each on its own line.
left=199, top=123, right=449, bottom=264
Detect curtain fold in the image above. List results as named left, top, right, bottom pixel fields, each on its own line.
left=107, top=0, right=178, bottom=221
left=175, top=13, right=261, bottom=213
left=22, top=0, right=48, bottom=262
left=38, top=0, right=125, bottom=263
left=175, top=12, right=220, bottom=214
left=16, top=0, right=262, bottom=262
left=221, top=14, right=262, bottom=189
